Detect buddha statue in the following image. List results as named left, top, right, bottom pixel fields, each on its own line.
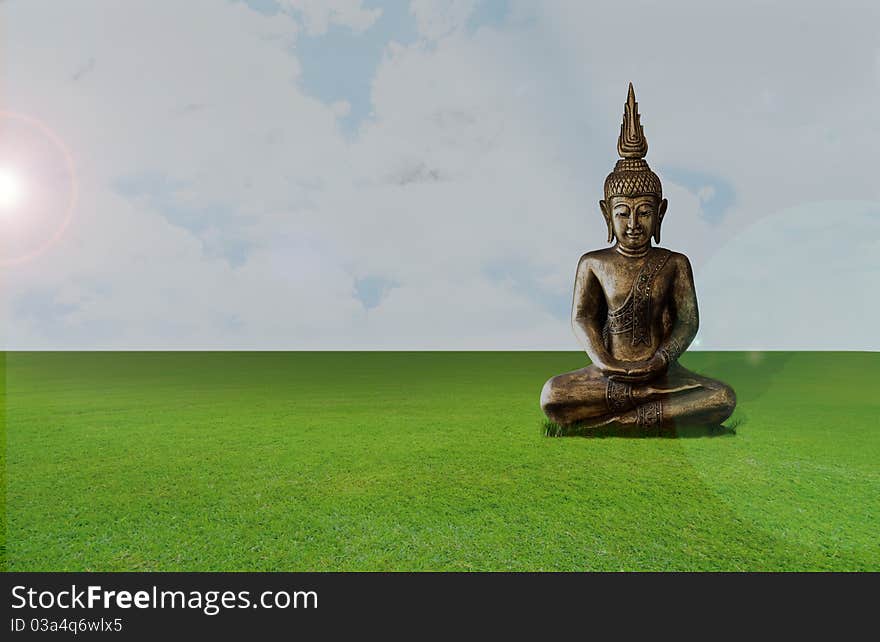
left=541, top=84, right=736, bottom=435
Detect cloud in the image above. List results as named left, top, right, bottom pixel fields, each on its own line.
left=528, top=0, right=880, bottom=212
left=280, top=0, right=382, bottom=35
left=3, top=0, right=358, bottom=347
left=698, top=201, right=880, bottom=350
left=410, top=0, right=477, bottom=40
left=2, top=0, right=878, bottom=350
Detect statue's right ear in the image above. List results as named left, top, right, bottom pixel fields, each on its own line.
left=599, top=199, right=614, bottom=243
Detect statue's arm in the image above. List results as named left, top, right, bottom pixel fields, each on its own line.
left=571, top=255, right=617, bottom=371
left=659, top=253, right=699, bottom=364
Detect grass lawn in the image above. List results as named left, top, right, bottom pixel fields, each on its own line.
left=2, top=351, right=878, bottom=571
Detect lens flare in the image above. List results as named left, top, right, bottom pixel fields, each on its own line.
left=0, top=168, right=24, bottom=211
left=0, top=112, right=77, bottom=266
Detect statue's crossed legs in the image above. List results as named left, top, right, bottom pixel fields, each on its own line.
left=541, top=362, right=735, bottom=433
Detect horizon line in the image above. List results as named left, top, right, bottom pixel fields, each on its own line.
left=1, top=347, right=877, bottom=353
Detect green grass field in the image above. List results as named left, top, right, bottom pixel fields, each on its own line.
left=2, top=351, right=878, bottom=571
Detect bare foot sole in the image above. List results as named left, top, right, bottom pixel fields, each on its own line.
left=635, top=382, right=702, bottom=399
left=545, top=414, right=625, bottom=437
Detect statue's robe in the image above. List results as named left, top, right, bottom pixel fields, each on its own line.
left=543, top=247, right=735, bottom=430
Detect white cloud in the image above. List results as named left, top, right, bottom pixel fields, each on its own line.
left=528, top=0, right=880, bottom=212
left=410, top=0, right=477, bottom=40
left=2, top=0, right=878, bottom=350
left=698, top=201, right=880, bottom=350
left=280, top=0, right=382, bottom=35
left=2, top=0, right=358, bottom=348
left=330, top=100, right=353, bottom=118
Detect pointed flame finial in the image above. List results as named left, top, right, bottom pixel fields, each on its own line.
left=617, top=82, right=648, bottom=159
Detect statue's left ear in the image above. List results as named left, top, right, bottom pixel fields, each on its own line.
left=654, top=198, right=668, bottom=244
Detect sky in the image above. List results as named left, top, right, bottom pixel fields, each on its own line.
left=1, top=0, right=878, bottom=350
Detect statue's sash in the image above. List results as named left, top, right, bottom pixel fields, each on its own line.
left=604, top=248, right=672, bottom=346
left=631, top=248, right=671, bottom=345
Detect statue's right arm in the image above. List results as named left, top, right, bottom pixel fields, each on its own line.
left=571, top=255, right=617, bottom=372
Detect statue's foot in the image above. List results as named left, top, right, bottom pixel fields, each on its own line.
left=545, top=413, right=621, bottom=437
left=632, top=381, right=701, bottom=402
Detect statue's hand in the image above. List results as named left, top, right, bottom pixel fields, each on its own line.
left=600, top=360, right=652, bottom=383
left=644, top=351, right=670, bottom=377
left=597, top=359, right=631, bottom=380
left=606, top=353, right=668, bottom=383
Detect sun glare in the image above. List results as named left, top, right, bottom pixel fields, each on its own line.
left=0, top=111, right=78, bottom=265
left=0, top=168, right=24, bottom=211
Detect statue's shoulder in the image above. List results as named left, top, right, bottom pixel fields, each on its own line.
left=654, top=246, right=690, bottom=264
left=577, top=247, right=615, bottom=269
left=655, top=247, right=694, bottom=275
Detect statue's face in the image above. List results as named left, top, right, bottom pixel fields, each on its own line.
left=600, top=195, right=667, bottom=250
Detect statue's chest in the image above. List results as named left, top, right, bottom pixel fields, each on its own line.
left=601, top=268, right=649, bottom=310
left=596, top=249, right=674, bottom=346
left=599, top=263, right=671, bottom=311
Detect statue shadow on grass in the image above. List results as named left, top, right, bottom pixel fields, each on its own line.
left=680, top=351, right=792, bottom=404
left=543, top=418, right=742, bottom=439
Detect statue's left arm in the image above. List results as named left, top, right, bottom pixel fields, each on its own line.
left=658, top=253, right=699, bottom=365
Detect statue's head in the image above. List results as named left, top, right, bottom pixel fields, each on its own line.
left=599, top=84, right=667, bottom=251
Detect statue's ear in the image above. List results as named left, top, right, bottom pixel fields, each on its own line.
left=654, top=198, right=668, bottom=244
left=600, top=199, right=614, bottom=243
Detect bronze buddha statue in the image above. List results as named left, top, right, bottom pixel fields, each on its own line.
left=541, top=84, right=736, bottom=435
